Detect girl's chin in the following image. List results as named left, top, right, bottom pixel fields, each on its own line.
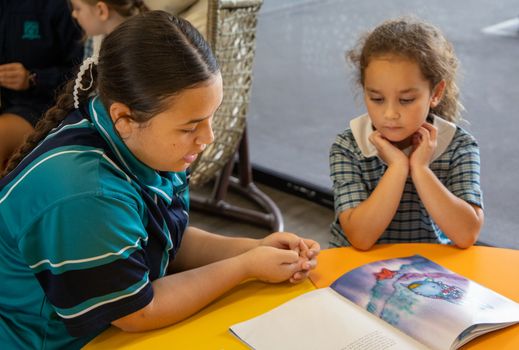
left=380, top=132, right=412, bottom=147
left=153, top=162, right=189, bottom=173
left=390, top=137, right=413, bottom=149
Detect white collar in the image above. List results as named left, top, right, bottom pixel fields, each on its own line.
left=350, top=113, right=456, bottom=161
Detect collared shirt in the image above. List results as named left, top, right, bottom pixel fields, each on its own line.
left=329, top=114, right=483, bottom=247
left=0, top=97, right=189, bottom=349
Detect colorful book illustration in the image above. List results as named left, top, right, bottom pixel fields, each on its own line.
left=230, top=255, right=519, bottom=350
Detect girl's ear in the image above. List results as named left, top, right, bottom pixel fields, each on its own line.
left=430, top=80, right=446, bottom=108
left=109, top=102, right=133, bottom=138
left=95, top=1, right=110, bottom=21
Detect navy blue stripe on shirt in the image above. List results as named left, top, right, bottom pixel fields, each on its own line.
left=35, top=250, right=149, bottom=309
left=140, top=192, right=186, bottom=280
left=0, top=113, right=115, bottom=187
left=64, top=284, right=153, bottom=337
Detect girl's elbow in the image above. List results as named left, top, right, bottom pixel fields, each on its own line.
left=346, top=232, right=376, bottom=251
left=112, top=300, right=156, bottom=333
left=454, top=234, right=478, bottom=249
left=340, top=214, right=377, bottom=250
left=350, top=239, right=375, bottom=251
left=453, top=206, right=484, bottom=249
left=455, top=221, right=483, bottom=249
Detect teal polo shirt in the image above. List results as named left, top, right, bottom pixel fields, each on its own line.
left=0, top=97, right=189, bottom=349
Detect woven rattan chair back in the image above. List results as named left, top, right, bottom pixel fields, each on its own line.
left=188, top=0, right=283, bottom=231
left=189, top=0, right=262, bottom=187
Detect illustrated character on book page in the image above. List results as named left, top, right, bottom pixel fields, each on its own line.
left=365, top=261, right=467, bottom=326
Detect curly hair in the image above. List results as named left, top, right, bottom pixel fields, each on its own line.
left=347, top=17, right=463, bottom=123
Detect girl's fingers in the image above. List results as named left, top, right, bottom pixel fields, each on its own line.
left=422, top=123, right=438, bottom=141
left=416, top=127, right=430, bottom=142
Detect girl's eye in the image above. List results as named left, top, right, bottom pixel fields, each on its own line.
left=180, top=129, right=196, bottom=133
left=370, top=97, right=384, bottom=104
left=400, top=98, right=415, bottom=104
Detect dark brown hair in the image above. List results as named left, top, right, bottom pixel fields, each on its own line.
left=347, top=17, right=462, bottom=123
left=3, top=11, right=219, bottom=176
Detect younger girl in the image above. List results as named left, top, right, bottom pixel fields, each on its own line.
left=70, top=0, right=148, bottom=57
left=330, top=17, right=484, bottom=250
left=0, top=11, right=319, bottom=349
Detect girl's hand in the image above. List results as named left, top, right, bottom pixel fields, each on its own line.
left=261, top=232, right=320, bottom=257
left=288, top=239, right=319, bottom=283
left=410, top=122, right=437, bottom=171
left=369, top=130, right=409, bottom=170
left=241, top=246, right=300, bottom=283
left=260, top=232, right=320, bottom=283
left=0, top=63, right=31, bottom=90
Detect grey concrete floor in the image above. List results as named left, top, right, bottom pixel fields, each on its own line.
left=247, top=0, right=519, bottom=249
left=190, top=183, right=334, bottom=248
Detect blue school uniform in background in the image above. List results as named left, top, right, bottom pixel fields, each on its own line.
left=0, top=0, right=83, bottom=125
left=0, top=97, right=189, bottom=349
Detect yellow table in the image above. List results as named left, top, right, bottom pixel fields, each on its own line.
left=85, top=244, right=519, bottom=349
left=84, top=279, right=315, bottom=349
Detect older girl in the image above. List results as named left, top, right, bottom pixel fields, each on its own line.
left=0, top=11, right=319, bottom=349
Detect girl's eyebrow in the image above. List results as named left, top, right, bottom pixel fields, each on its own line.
left=365, top=87, right=419, bottom=93
left=181, top=116, right=210, bottom=125
left=399, top=88, right=419, bottom=93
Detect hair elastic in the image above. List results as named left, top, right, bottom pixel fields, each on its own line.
left=73, top=55, right=99, bottom=109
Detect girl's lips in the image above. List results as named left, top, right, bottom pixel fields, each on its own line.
left=183, top=153, right=198, bottom=163
left=383, top=126, right=403, bottom=132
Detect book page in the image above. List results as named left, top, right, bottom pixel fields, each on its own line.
left=230, top=288, right=429, bottom=350
left=330, top=255, right=519, bottom=350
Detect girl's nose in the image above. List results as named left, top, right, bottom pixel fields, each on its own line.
left=384, top=103, right=400, bottom=120
left=196, top=120, right=215, bottom=146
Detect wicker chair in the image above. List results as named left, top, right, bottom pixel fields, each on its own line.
left=188, top=0, right=284, bottom=231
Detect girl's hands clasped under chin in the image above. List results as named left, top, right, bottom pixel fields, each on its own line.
left=258, top=232, right=320, bottom=283
left=369, top=122, right=438, bottom=174
left=410, top=122, right=437, bottom=172
left=369, top=130, right=409, bottom=170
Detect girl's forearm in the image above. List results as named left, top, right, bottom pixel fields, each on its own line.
left=171, top=226, right=260, bottom=272
left=113, top=243, right=302, bottom=332
left=113, top=254, right=249, bottom=332
left=412, top=166, right=483, bottom=248
left=340, top=165, right=408, bottom=250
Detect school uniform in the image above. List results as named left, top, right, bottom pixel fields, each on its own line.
left=0, top=0, right=83, bottom=125
left=0, top=97, right=189, bottom=349
left=329, top=114, right=483, bottom=247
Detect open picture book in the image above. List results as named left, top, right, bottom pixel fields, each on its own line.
left=230, top=255, right=519, bottom=350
